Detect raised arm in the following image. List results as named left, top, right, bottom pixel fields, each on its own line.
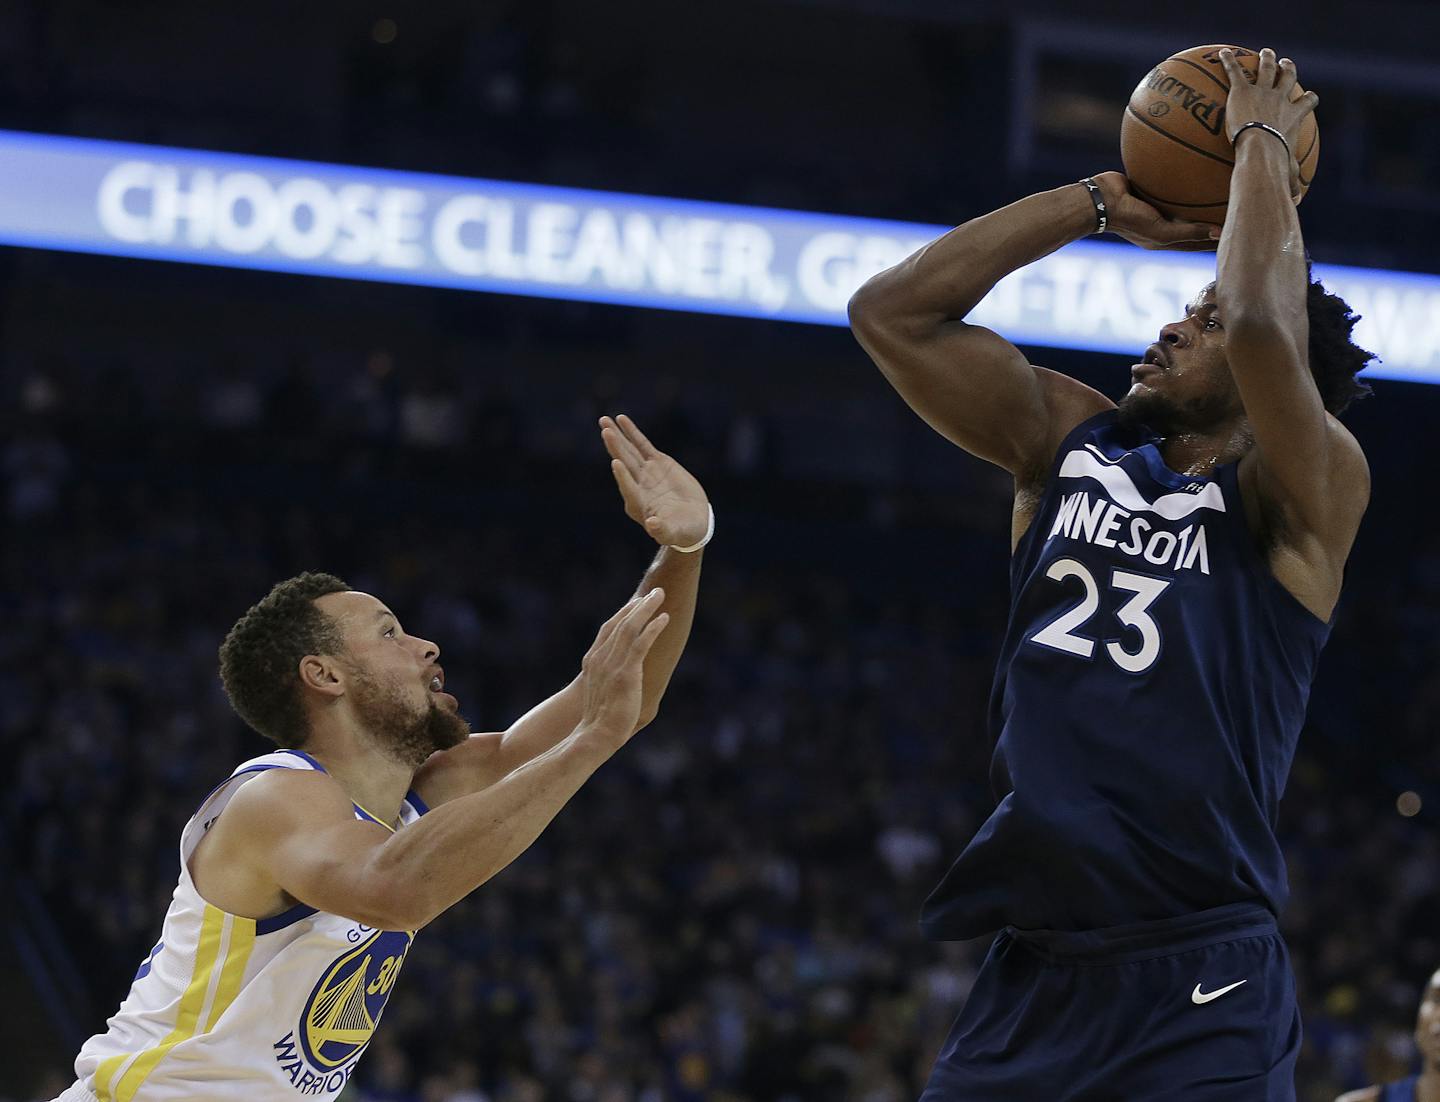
left=228, top=590, right=671, bottom=931
left=412, top=415, right=707, bottom=804
left=595, top=414, right=705, bottom=728
left=1214, top=48, right=1368, bottom=542
left=848, top=176, right=1217, bottom=485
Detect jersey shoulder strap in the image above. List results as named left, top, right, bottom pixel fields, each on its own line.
left=180, top=749, right=328, bottom=863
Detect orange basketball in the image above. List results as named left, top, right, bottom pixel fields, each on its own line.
left=1120, top=44, right=1319, bottom=223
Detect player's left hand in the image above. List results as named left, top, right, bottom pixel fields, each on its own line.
left=1092, top=171, right=1221, bottom=251
left=600, top=414, right=710, bottom=548
left=1218, top=48, right=1317, bottom=194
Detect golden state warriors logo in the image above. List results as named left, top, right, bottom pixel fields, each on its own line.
left=299, top=929, right=411, bottom=1070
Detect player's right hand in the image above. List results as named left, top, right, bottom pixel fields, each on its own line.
left=1218, top=48, right=1316, bottom=200
left=1092, top=171, right=1222, bottom=251
left=600, top=414, right=710, bottom=550
left=576, top=588, right=670, bottom=748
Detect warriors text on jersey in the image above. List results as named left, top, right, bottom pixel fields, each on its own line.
left=922, top=410, right=1331, bottom=939
left=63, top=749, right=428, bottom=1101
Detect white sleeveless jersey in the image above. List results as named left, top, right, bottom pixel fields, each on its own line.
left=65, top=749, right=428, bottom=1101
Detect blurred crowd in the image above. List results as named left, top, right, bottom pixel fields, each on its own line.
left=3, top=318, right=1438, bottom=1101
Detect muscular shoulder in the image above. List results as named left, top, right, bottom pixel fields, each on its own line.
left=1323, top=414, right=1371, bottom=509
left=223, top=765, right=357, bottom=836
left=1249, top=413, right=1370, bottom=528
left=1244, top=413, right=1370, bottom=557
left=1307, top=413, right=1371, bottom=509
left=195, top=769, right=363, bottom=880
left=1236, top=414, right=1368, bottom=620
left=190, top=767, right=360, bottom=917
left=1335, top=1087, right=1382, bottom=1102
left=1017, top=368, right=1114, bottom=488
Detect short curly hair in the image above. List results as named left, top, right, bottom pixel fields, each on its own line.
left=219, top=572, right=351, bottom=747
left=1306, top=269, right=1375, bottom=416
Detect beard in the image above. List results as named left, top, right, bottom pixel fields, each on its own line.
left=1115, top=385, right=1235, bottom=437
left=348, top=668, right=470, bottom=768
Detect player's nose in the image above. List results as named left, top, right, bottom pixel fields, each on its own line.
left=1158, top=320, right=1188, bottom=348
left=414, top=636, right=439, bottom=662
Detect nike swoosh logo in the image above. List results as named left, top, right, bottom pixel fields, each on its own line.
left=1191, top=980, right=1247, bottom=1005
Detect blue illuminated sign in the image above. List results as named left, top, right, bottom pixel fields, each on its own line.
left=1, top=129, right=1436, bottom=382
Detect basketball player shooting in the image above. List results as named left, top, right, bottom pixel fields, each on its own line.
left=850, top=49, right=1372, bottom=1099
left=54, top=415, right=710, bottom=1102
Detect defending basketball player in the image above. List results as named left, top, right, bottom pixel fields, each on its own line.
left=55, top=414, right=709, bottom=1102
left=850, top=49, right=1371, bottom=1098
left=1337, top=967, right=1440, bottom=1102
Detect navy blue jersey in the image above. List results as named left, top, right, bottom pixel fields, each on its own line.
left=923, top=410, right=1332, bottom=939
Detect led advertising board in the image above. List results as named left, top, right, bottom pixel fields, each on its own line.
left=1, top=129, right=1435, bottom=381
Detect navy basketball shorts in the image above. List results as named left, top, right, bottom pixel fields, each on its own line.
left=920, top=902, right=1301, bottom=1101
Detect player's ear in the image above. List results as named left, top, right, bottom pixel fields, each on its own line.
left=299, top=654, right=346, bottom=699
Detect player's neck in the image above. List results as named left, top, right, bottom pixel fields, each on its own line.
left=1157, top=419, right=1252, bottom=478
left=303, top=740, right=414, bottom=828
left=1419, top=1061, right=1440, bottom=1102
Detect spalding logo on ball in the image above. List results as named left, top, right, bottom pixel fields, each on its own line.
left=1121, top=44, right=1320, bottom=223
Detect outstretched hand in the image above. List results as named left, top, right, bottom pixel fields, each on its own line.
left=1091, top=171, right=1222, bottom=251
left=578, top=588, right=670, bottom=746
left=600, top=414, right=710, bottom=549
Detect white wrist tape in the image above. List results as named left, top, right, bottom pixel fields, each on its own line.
left=670, top=504, right=714, bottom=553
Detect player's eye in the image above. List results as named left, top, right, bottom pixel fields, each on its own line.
left=383, top=627, right=396, bottom=638
left=1204, top=317, right=1221, bottom=330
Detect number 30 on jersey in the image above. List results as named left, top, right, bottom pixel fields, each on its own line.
left=1028, top=558, right=1170, bottom=673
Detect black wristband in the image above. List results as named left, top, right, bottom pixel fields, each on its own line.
left=1079, top=177, right=1108, bottom=234
left=1233, top=121, right=1292, bottom=161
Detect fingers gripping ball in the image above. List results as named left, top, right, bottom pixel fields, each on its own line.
left=1121, top=44, right=1319, bottom=222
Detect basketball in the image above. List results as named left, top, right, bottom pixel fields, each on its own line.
left=1120, top=44, right=1320, bottom=223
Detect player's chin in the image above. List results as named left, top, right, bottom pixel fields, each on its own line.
left=433, top=705, right=470, bottom=749
left=1115, top=387, right=1180, bottom=432
left=1119, top=386, right=1161, bottom=412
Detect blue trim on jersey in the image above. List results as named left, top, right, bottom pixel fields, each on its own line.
left=192, top=762, right=290, bottom=821
left=185, top=757, right=324, bottom=936
left=133, top=939, right=164, bottom=980
left=282, top=747, right=328, bottom=772
left=255, top=901, right=320, bottom=935
left=351, top=803, right=388, bottom=827
left=284, top=748, right=430, bottom=818
left=1132, top=432, right=1200, bottom=491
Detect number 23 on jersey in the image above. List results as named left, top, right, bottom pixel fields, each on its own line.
left=1028, top=557, right=1170, bottom=674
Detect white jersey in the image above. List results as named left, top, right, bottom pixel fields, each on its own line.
left=63, top=749, right=428, bottom=1102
